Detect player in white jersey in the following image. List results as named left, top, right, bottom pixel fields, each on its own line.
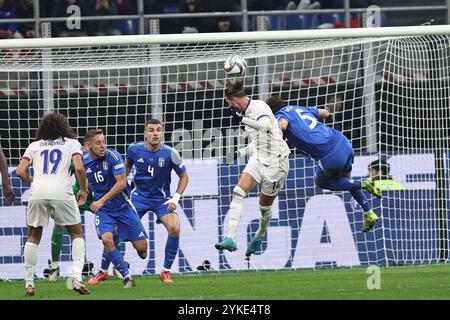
left=16, top=113, right=90, bottom=296
left=215, top=80, right=291, bottom=255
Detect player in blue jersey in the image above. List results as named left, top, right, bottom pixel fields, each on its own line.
left=266, top=96, right=382, bottom=236
left=83, top=129, right=148, bottom=288
left=125, top=119, right=189, bottom=283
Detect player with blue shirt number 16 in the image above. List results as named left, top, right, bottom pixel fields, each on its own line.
left=83, top=129, right=148, bottom=288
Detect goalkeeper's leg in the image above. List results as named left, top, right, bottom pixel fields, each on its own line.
left=215, top=172, right=257, bottom=252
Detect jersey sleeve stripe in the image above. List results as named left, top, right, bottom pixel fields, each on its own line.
left=106, top=149, right=119, bottom=161
left=256, top=114, right=270, bottom=121
left=22, top=156, right=31, bottom=162
left=72, top=152, right=82, bottom=158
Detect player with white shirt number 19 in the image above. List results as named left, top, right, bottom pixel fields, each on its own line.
left=15, top=113, right=90, bottom=296
left=215, top=79, right=290, bottom=256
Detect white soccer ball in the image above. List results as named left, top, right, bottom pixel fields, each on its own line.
left=223, top=54, right=248, bottom=77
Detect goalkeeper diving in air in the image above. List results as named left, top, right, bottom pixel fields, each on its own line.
left=215, top=80, right=291, bottom=256
left=266, top=95, right=381, bottom=236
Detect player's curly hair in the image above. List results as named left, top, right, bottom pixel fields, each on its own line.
left=266, top=95, right=286, bottom=114
left=35, top=113, right=76, bottom=141
left=225, top=79, right=246, bottom=99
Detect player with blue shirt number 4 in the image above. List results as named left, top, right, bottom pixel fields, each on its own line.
left=125, top=119, right=189, bottom=284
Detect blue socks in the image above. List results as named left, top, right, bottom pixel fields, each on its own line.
left=107, top=248, right=129, bottom=278
left=100, top=249, right=110, bottom=271
left=101, top=233, right=120, bottom=272
left=164, top=236, right=179, bottom=270
left=350, top=189, right=372, bottom=212
left=318, top=178, right=372, bottom=212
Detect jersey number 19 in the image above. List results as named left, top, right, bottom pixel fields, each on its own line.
left=40, top=149, right=62, bottom=174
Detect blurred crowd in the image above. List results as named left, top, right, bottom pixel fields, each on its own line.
left=0, top=0, right=383, bottom=38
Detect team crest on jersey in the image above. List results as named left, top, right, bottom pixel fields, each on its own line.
left=158, top=157, right=165, bottom=167
left=102, top=160, right=109, bottom=170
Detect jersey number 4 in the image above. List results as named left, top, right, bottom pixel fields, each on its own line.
left=40, top=149, right=62, bottom=174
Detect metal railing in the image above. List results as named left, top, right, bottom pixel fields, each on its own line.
left=0, top=0, right=447, bottom=36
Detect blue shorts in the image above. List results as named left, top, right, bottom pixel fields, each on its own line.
left=131, top=195, right=174, bottom=223
left=95, top=205, right=148, bottom=242
left=315, top=135, right=354, bottom=181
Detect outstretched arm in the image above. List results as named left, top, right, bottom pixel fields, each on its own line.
left=320, top=95, right=343, bottom=120
left=317, top=109, right=331, bottom=119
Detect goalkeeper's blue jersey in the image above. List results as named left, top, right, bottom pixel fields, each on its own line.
left=126, top=142, right=186, bottom=201
left=83, top=148, right=131, bottom=212
left=275, top=105, right=343, bottom=160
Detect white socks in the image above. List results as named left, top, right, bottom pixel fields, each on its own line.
left=24, top=242, right=38, bottom=288
left=227, top=195, right=245, bottom=240
left=72, top=237, right=85, bottom=282
left=255, top=206, right=273, bottom=239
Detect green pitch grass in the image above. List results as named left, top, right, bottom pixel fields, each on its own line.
left=1, top=264, right=450, bottom=300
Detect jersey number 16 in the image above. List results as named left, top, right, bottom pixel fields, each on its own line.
left=94, top=171, right=104, bottom=183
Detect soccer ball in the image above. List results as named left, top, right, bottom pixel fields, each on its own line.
left=223, top=54, right=248, bottom=77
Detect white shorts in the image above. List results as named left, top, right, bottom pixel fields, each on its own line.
left=243, top=156, right=289, bottom=196
left=27, top=199, right=81, bottom=228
